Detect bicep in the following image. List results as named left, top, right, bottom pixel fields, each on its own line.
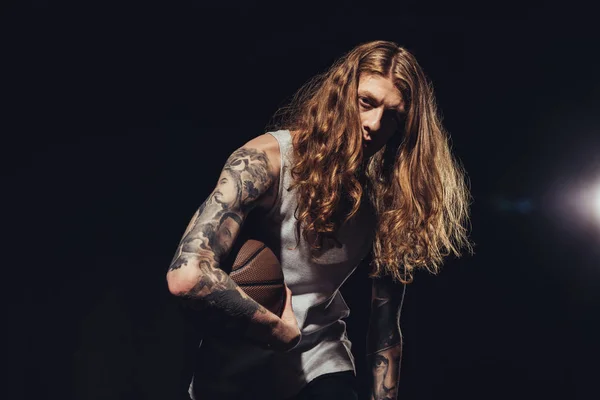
left=368, top=276, right=406, bottom=349
left=168, top=144, right=277, bottom=274
left=371, top=275, right=406, bottom=312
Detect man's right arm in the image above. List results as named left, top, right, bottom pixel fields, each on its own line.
left=166, top=137, right=298, bottom=351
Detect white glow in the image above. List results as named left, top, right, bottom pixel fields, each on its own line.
left=595, top=184, right=600, bottom=221
left=581, top=179, right=600, bottom=224
left=549, top=174, right=600, bottom=230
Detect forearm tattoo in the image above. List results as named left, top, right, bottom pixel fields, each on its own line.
left=167, top=147, right=275, bottom=333
left=367, top=276, right=405, bottom=400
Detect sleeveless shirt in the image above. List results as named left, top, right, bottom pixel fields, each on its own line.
left=189, top=129, right=377, bottom=399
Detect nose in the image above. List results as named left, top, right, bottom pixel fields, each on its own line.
left=383, top=367, right=397, bottom=392
left=363, top=108, right=383, bottom=137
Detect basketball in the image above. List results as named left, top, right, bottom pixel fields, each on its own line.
left=221, top=238, right=286, bottom=317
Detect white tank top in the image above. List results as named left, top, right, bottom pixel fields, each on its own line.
left=189, top=129, right=377, bottom=399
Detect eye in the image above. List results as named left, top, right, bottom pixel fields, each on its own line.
left=382, top=109, right=400, bottom=124
left=373, top=355, right=388, bottom=369
left=359, top=96, right=372, bottom=109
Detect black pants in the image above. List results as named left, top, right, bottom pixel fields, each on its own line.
left=192, top=371, right=358, bottom=400
left=289, top=371, right=358, bottom=400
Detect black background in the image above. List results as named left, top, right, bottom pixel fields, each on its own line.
left=4, top=2, right=600, bottom=399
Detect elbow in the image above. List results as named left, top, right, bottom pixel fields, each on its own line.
left=166, top=277, right=188, bottom=297
left=166, top=267, right=200, bottom=297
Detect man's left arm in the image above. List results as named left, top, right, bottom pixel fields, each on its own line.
left=366, top=275, right=406, bottom=400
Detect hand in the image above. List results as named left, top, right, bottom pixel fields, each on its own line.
left=273, top=284, right=301, bottom=351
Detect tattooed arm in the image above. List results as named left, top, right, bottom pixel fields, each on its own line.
left=166, top=135, right=299, bottom=351
left=366, top=275, right=406, bottom=400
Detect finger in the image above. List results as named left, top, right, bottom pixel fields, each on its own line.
left=285, top=288, right=292, bottom=306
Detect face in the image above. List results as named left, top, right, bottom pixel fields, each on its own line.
left=214, top=214, right=238, bottom=257
left=372, top=346, right=401, bottom=400
left=213, top=169, right=240, bottom=208
left=357, top=74, right=405, bottom=159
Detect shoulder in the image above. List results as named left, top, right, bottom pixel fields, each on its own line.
left=238, top=133, right=282, bottom=212
left=240, top=132, right=281, bottom=179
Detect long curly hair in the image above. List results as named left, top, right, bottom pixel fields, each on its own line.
left=268, top=40, right=472, bottom=283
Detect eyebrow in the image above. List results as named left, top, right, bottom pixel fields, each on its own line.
left=359, top=90, right=405, bottom=112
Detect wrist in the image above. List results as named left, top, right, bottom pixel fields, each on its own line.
left=270, top=320, right=302, bottom=352
left=283, top=330, right=302, bottom=352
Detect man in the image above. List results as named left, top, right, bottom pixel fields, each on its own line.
left=166, top=40, right=472, bottom=399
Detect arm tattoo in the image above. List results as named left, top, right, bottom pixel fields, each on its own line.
left=180, top=269, right=268, bottom=338
left=367, top=276, right=405, bottom=351
left=367, top=275, right=406, bottom=400
left=167, top=147, right=274, bottom=335
left=168, top=147, right=273, bottom=273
